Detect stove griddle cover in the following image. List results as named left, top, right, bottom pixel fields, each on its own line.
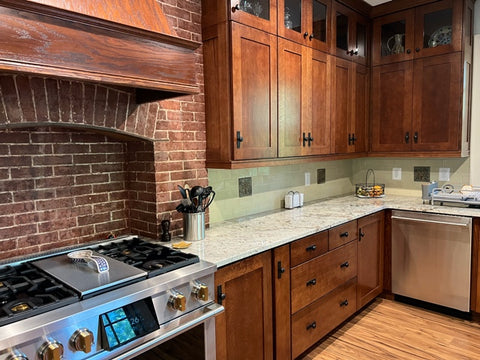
left=32, top=252, right=147, bottom=298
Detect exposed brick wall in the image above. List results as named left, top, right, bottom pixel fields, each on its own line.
left=0, top=0, right=206, bottom=260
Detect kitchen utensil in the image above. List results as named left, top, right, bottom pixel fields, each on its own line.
left=201, top=190, right=215, bottom=211
left=177, top=185, right=188, bottom=199
left=189, top=185, right=204, bottom=202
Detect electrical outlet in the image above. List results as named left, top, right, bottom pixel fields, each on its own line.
left=305, top=172, right=311, bottom=186
left=392, top=168, right=402, bottom=180
left=439, top=168, right=450, bottom=181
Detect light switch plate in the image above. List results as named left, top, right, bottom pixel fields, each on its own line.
left=392, top=168, right=402, bottom=180
left=439, top=168, right=450, bottom=181
left=305, top=172, right=311, bottom=186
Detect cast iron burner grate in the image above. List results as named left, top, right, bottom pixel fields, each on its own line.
left=0, top=263, right=79, bottom=327
left=91, top=237, right=199, bottom=278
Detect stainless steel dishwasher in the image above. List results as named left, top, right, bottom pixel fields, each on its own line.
left=391, top=210, right=472, bottom=311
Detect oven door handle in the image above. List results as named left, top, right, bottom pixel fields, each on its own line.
left=112, top=303, right=224, bottom=360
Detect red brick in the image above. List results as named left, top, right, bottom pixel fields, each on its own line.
left=45, top=78, right=60, bottom=122
left=33, top=154, right=72, bottom=166
left=75, top=174, right=109, bottom=185
left=58, top=80, right=72, bottom=122
left=105, top=88, right=118, bottom=128
left=30, top=77, right=49, bottom=122
left=36, top=198, right=74, bottom=211
left=94, top=85, right=107, bottom=127
left=78, top=213, right=110, bottom=226
left=71, top=81, right=84, bottom=124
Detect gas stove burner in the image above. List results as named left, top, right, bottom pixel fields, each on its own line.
left=10, top=302, right=32, bottom=313
left=142, top=260, right=172, bottom=270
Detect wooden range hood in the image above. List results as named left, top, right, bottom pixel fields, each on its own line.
left=0, top=0, right=200, bottom=102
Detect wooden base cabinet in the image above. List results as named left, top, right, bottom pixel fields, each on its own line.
left=215, top=251, right=273, bottom=360
left=357, top=212, right=385, bottom=309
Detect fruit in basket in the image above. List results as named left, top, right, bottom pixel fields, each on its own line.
left=372, top=185, right=383, bottom=197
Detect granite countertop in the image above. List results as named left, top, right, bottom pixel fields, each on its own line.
left=178, top=194, right=480, bottom=268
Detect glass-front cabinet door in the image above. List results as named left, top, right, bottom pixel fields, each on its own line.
left=230, top=0, right=277, bottom=34
left=372, top=10, right=414, bottom=66
left=414, top=0, right=462, bottom=58
left=278, top=0, right=330, bottom=51
left=331, top=2, right=368, bottom=65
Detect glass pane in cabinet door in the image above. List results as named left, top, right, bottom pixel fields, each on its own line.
left=356, top=23, right=366, bottom=57
left=238, top=0, right=270, bottom=20
left=284, top=0, right=301, bottom=33
left=423, top=8, right=452, bottom=49
left=336, top=12, right=348, bottom=50
left=380, top=20, right=406, bottom=57
left=312, top=0, right=327, bottom=42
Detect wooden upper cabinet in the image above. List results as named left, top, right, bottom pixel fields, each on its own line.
left=372, top=0, right=463, bottom=66
left=230, top=0, right=278, bottom=34
left=278, top=38, right=330, bottom=157
left=232, top=23, right=278, bottom=160
left=331, top=57, right=368, bottom=155
left=278, top=0, right=331, bottom=52
left=371, top=61, right=413, bottom=153
left=331, top=2, right=369, bottom=65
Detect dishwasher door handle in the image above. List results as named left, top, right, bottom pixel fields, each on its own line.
left=391, top=215, right=470, bottom=228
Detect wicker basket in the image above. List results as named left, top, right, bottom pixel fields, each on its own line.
left=355, top=169, right=385, bottom=198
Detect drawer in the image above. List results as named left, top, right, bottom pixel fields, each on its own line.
left=329, top=220, right=357, bottom=250
left=291, top=279, right=357, bottom=359
left=291, top=241, right=357, bottom=314
left=290, top=231, right=328, bottom=267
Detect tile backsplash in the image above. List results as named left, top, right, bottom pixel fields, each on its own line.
left=208, top=157, right=471, bottom=223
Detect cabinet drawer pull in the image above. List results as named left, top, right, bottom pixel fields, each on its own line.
left=232, top=4, right=240, bottom=11
left=277, top=261, right=285, bottom=279
left=303, top=32, right=309, bottom=39
left=306, top=278, right=317, bottom=286
left=306, top=244, right=317, bottom=252
left=340, top=261, right=349, bottom=268
left=306, top=321, right=317, bottom=330
left=236, top=131, right=244, bottom=148
left=340, top=299, right=349, bottom=307
left=217, top=285, right=226, bottom=305
left=340, top=231, right=349, bottom=238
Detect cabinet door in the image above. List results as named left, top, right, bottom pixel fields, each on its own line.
left=273, top=245, right=291, bottom=360
left=413, top=0, right=462, bottom=59
left=278, top=38, right=304, bottom=157
left=331, top=2, right=368, bottom=64
left=215, top=251, right=273, bottom=360
left=305, top=50, right=331, bottom=155
left=230, top=0, right=277, bottom=34
left=232, top=22, right=278, bottom=160
left=331, top=56, right=352, bottom=154
left=412, top=52, right=462, bottom=151
left=371, top=61, right=413, bottom=153
left=372, top=9, right=415, bottom=66
left=352, top=63, right=368, bottom=153
left=357, top=212, right=384, bottom=309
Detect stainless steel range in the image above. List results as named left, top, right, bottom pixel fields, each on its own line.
left=0, top=236, right=223, bottom=360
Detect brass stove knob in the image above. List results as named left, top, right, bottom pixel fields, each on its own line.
left=38, top=340, right=64, bottom=360
left=71, top=328, right=94, bottom=353
left=168, top=292, right=186, bottom=311
left=192, top=283, right=209, bottom=301
left=5, top=350, right=28, bottom=360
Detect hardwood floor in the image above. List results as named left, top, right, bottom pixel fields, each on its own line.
left=299, top=298, right=480, bottom=360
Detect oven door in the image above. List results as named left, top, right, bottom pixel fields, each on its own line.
left=103, top=303, right=223, bottom=360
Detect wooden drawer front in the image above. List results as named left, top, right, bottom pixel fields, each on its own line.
left=291, top=279, right=357, bottom=359
left=290, top=231, right=328, bottom=267
left=329, top=220, right=358, bottom=250
left=291, top=241, right=357, bottom=314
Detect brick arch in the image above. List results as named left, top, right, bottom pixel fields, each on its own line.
left=0, top=73, right=158, bottom=140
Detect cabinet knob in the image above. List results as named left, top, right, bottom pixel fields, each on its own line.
left=359, top=229, right=365, bottom=240
left=414, top=131, right=418, bottom=144
left=306, top=321, right=317, bottom=330
left=303, top=132, right=308, bottom=147
left=306, top=244, right=317, bottom=252
left=405, top=132, right=410, bottom=144
left=303, top=32, right=309, bottom=39
left=277, top=261, right=285, bottom=279
left=236, top=131, right=244, bottom=148
left=406, top=49, right=411, bottom=54
left=217, top=285, right=226, bottom=305
left=306, top=278, right=317, bottom=286
left=71, top=329, right=94, bottom=353
left=340, top=261, right=349, bottom=268
left=232, top=4, right=240, bottom=12
left=308, top=132, right=314, bottom=146
left=415, top=47, right=420, bottom=52
left=340, top=231, right=349, bottom=238
left=340, top=299, right=349, bottom=307
left=309, top=33, right=314, bottom=40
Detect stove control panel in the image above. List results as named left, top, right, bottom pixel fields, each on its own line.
left=38, top=340, right=63, bottom=360
left=70, top=329, right=94, bottom=353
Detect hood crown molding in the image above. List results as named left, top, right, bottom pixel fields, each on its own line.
left=0, top=0, right=200, bottom=102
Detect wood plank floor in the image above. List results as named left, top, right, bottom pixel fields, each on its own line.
left=299, top=298, right=480, bottom=360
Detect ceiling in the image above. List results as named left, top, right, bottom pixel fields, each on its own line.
left=363, top=0, right=392, bottom=5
